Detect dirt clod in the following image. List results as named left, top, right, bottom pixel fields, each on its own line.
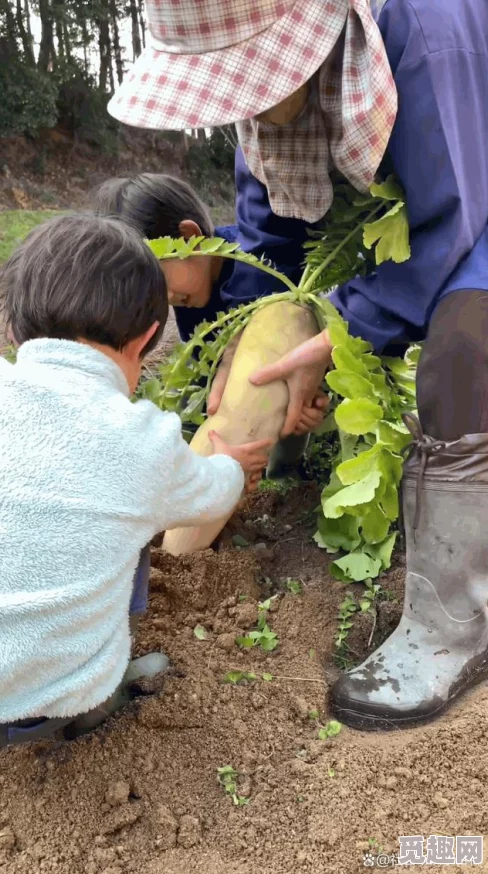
left=177, top=815, right=201, bottom=849
left=0, top=827, right=15, bottom=852
left=153, top=804, right=178, bottom=850
left=105, top=781, right=130, bottom=807
left=216, top=632, right=237, bottom=652
left=234, top=602, right=258, bottom=629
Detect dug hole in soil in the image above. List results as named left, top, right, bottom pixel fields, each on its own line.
left=1, top=483, right=488, bottom=874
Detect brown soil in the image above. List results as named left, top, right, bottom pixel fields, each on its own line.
left=1, top=484, right=488, bottom=874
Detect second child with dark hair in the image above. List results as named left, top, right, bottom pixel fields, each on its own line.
left=0, top=213, right=271, bottom=747
left=91, top=173, right=327, bottom=476
left=91, top=173, right=233, bottom=345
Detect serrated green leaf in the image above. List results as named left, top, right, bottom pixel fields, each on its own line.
left=360, top=503, right=390, bottom=544
left=405, top=344, right=422, bottom=367
left=318, top=720, right=342, bottom=740
left=326, top=369, right=375, bottom=400
left=336, top=443, right=383, bottom=485
left=331, top=551, right=382, bottom=583
left=140, top=376, right=162, bottom=403
left=223, top=671, right=245, bottom=684
left=217, top=765, right=237, bottom=777
left=314, top=514, right=361, bottom=551
left=363, top=532, right=397, bottom=571
left=236, top=635, right=255, bottom=649
left=331, top=345, right=372, bottom=380
left=379, top=482, right=399, bottom=521
left=222, top=671, right=257, bottom=684
left=369, top=175, right=405, bottom=202
left=322, top=470, right=382, bottom=519
left=363, top=201, right=411, bottom=265
left=260, top=636, right=279, bottom=652
left=377, top=421, right=412, bottom=453
left=339, top=430, right=360, bottom=462
left=335, top=398, right=384, bottom=435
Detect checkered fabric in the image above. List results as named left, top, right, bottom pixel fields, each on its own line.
left=108, top=0, right=389, bottom=130
left=237, top=0, right=397, bottom=221
left=108, top=0, right=396, bottom=222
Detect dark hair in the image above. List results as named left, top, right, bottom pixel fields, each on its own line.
left=0, top=213, right=168, bottom=355
left=90, top=173, right=214, bottom=240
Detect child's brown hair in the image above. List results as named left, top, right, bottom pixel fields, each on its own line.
left=0, top=213, right=168, bottom=355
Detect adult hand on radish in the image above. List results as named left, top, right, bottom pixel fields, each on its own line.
left=206, top=328, right=328, bottom=435
left=250, top=330, right=333, bottom=437
left=209, top=430, right=272, bottom=474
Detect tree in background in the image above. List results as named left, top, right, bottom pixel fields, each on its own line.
left=0, top=0, right=137, bottom=145
left=0, top=0, right=236, bottom=184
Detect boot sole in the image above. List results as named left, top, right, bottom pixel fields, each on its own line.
left=330, top=663, right=488, bottom=732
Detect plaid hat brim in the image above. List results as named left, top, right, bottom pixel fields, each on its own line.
left=108, top=0, right=345, bottom=130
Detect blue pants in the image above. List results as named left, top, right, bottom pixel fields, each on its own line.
left=129, top=544, right=151, bottom=616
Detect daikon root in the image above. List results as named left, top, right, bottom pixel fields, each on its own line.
left=163, top=301, right=319, bottom=556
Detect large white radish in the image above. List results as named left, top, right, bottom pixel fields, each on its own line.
left=163, top=301, right=319, bottom=556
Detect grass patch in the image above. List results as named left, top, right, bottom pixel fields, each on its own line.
left=0, top=210, right=63, bottom=262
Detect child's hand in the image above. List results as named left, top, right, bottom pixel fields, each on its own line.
left=209, top=431, right=272, bottom=474
left=246, top=471, right=264, bottom=494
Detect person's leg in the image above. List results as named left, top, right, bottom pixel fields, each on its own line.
left=330, top=290, right=488, bottom=730
left=67, top=545, right=169, bottom=738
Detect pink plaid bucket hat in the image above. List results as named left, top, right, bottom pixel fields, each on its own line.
left=108, top=0, right=368, bottom=130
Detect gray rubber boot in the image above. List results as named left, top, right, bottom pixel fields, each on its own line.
left=266, top=433, right=309, bottom=480
left=330, top=416, right=488, bottom=731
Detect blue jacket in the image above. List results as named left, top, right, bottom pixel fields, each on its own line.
left=201, top=0, right=488, bottom=354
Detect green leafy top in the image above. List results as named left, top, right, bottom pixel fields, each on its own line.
left=142, top=175, right=410, bottom=418
left=141, top=175, right=415, bottom=585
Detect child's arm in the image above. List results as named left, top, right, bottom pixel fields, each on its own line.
left=149, top=411, right=269, bottom=531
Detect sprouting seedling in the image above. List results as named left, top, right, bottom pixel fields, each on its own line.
left=368, top=838, right=384, bottom=854
left=236, top=596, right=279, bottom=652
left=334, top=581, right=388, bottom=666
left=217, top=766, right=249, bottom=807
left=286, top=578, right=302, bottom=595
left=222, top=671, right=257, bottom=685
left=318, top=720, right=343, bottom=741
left=193, top=624, right=210, bottom=641
left=222, top=670, right=275, bottom=684
left=334, top=593, right=357, bottom=654
left=359, top=579, right=383, bottom=613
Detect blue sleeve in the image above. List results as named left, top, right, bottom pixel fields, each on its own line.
left=220, top=146, right=315, bottom=305
left=329, top=2, right=488, bottom=351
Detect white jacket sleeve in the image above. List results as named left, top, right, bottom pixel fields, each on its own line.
left=148, top=410, right=245, bottom=532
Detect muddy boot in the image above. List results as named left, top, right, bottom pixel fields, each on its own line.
left=266, top=433, right=309, bottom=481
left=66, top=618, right=169, bottom=738
left=330, top=416, right=488, bottom=731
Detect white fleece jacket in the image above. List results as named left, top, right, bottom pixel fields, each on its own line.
left=0, top=339, right=244, bottom=721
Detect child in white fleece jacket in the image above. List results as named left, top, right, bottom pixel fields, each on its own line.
left=0, top=214, right=270, bottom=747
